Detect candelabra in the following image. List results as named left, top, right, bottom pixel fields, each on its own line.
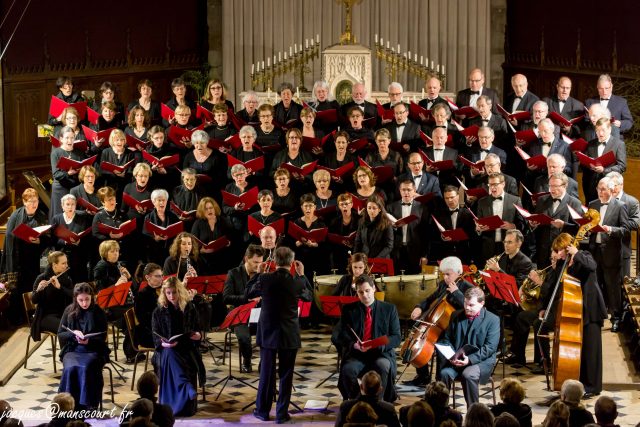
left=373, top=37, right=446, bottom=87
left=250, top=36, right=321, bottom=93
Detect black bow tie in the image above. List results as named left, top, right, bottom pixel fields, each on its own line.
left=402, top=202, right=412, bottom=206
left=601, top=202, right=609, bottom=206
left=558, top=99, right=566, bottom=103
left=470, top=91, right=480, bottom=95
left=413, top=175, right=422, bottom=180
left=480, top=149, right=490, bottom=153
left=599, top=141, right=607, bottom=145
left=427, top=98, right=436, bottom=102
left=515, top=96, right=522, bottom=100
left=553, top=198, right=562, bottom=203
left=492, top=196, right=503, bottom=201
left=434, top=148, right=444, bottom=151
left=397, top=123, right=405, bottom=128
left=450, top=208, right=459, bottom=213
left=600, top=98, right=609, bottom=101
left=482, top=119, right=489, bottom=123
left=541, top=142, right=552, bottom=147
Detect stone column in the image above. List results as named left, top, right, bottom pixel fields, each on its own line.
left=490, top=0, right=507, bottom=101
left=207, top=0, right=224, bottom=79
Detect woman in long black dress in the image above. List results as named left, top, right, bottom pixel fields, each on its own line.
left=1, top=188, right=49, bottom=324
left=191, top=197, right=232, bottom=275
left=31, top=251, right=74, bottom=342
left=51, top=194, right=92, bottom=283
left=58, top=283, right=110, bottom=410
left=328, top=193, right=360, bottom=271
left=152, top=276, right=204, bottom=416
left=143, top=189, right=181, bottom=264
left=51, top=126, right=86, bottom=219
left=354, top=194, right=394, bottom=259
left=127, top=79, right=162, bottom=127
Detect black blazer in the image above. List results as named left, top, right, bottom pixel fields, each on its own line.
left=587, top=198, right=628, bottom=268
left=468, top=114, right=509, bottom=146
left=543, top=96, right=585, bottom=138
left=384, top=119, right=421, bottom=143
left=397, top=172, right=442, bottom=198
left=585, top=95, right=634, bottom=134
left=526, top=137, right=573, bottom=177
left=422, top=146, right=460, bottom=188
left=620, top=192, right=640, bottom=259
left=498, top=251, right=533, bottom=286
left=246, top=268, right=311, bottom=349
left=505, top=91, right=539, bottom=114
left=533, top=175, right=580, bottom=200
left=223, top=265, right=250, bottom=307
left=428, top=205, right=477, bottom=265
left=477, top=173, right=519, bottom=197
left=340, top=100, right=378, bottom=124
left=475, top=192, right=525, bottom=262
left=387, top=200, right=428, bottom=264
left=335, top=395, right=400, bottom=427
left=354, top=220, right=394, bottom=259
left=455, top=87, right=499, bottom=113
left=418, top=96, right=448, bottom=111
left=533, top=193, right=583, bottom=267
left=581, top=137, right=627, bottom=203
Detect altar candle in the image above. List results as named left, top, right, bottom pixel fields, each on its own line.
left=420, top=56, right=423, bottom=65
left=290, top=46, right=293, bottom=56
left=296, top=86, right=300, bottom=99
left=380, top=37, right=383, bottom=46
left=294, top=44, right=297, bottom=54
left=284, top=52, right=287, bottom=60
left=317, top=34, right=320, bottom=43
left=442, top=65, right=445, bottom=74
left=437, top=64, right=439, bottom=72
left=408, top=51, right=411, bottom=59
left=279, top=52, right=282, bottom=62
left=414, top=53, right=417, bottom=62
left=262, top=61, right=265, bottom=70
left=431, top=61, right=434, bottom=69
left=267, top=58, right=270, bottom=67
left=397, top=44, right=400, bottom=53
left=421, top=88, right=425, bottom=99
left=251, top=63, right=255, bottom=74
left=386, top=41, right=390, bottom=49
left=375, top=34, right=378, bottom=43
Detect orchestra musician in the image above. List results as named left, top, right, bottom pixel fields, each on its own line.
left=406, top=256, right=474, bottom=388
left=333, top=252, right=372, bottom=297
left=485, top=230, right=532, bottom=287
left=134, top=263, right=164, bottom=349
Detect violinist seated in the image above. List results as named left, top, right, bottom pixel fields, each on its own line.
left=437, top=287, right=500, bottom=408
left=336, top=276, right=401, bottom=402
left=404, top=256, right=473, bottom=388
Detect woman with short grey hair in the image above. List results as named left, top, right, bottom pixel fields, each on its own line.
left=143, top=187, right=181, bottom=264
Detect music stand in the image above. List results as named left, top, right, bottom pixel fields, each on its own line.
left=369, top=258, right=395, bottom=276
left=481, top=270, right=520, bottom=377
left=211, top=300, right=259, bottom=400
left=96, top=283, right=132, bottom=381
left=315, top=296, right=359, bottom=388
left=186, top=275, right=227, bottom=364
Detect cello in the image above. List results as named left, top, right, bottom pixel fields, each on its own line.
left=537, top=209, right=600, bottom=391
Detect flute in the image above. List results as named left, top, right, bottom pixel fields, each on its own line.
left=42, top=268, right=70, bottom=286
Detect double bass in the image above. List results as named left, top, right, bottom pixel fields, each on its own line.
left=537, top=209, right=600, bottom=391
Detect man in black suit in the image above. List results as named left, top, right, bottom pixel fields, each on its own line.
left=223, top=244, right=264, bottom=373
left=385, top=102, right=421, bottom=152
left=475, top=173, right=525, bottom=265
left=466, top=153, right=518, bottom=205
left=419, top=76, right=448, bottom=111
left=485, top=229, right=533, bottom=287
left=543, top=76, right=584, bottom=138
left=388, top=179, right=428, bottom=273
left=423, top=126, right=460, bottom=190
left=581, top=117, right=627, bottom=204
left=525, top=119, right=573, bottom=189
left=382, top=82, right=405, bottom=110
left=530, top=173, right=583, bottom=268
left=335, top=370, right=400, bottom=427
left=468, top=96, right=508, bottom=148
left=405, top=256, right=474, bottom=387
left=588, top=177, right=629, bottom=332
left=246, top=247, right=312, bottom=423
left=607, top=171, right=640, bottom=277
left=582, top=103, right=621, bottom=142
left=337, top=276, right=401, bottom=401
left=464, top=127, right=507, bottom=187
left=437, top=287, right=500, bottom=407
left=259, top=225, right=278, bottom=261
left=397, top=152, right=442, bottom=198
left=585, top=74, right=634, bottom=140
left=428, top=186, right=477, bottom=265
left=341, top=82, right=378, bottom=126
left=504, top=74, right=539, bottom=130
left=455, top=68, right=499, bottom=111
left=533, top=154, right=580, bottom=200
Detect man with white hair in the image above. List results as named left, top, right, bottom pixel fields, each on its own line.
left=341, top=82, right=378, bottom=125
left=504, top=74, right=539, bottom=129
left=582, top=103, right=621, bottom=142
left=606, top=171, right=640, bottom=277
left=533, top=153, right=580, bottom=199
left=382, top=81, right=405, bottom=110
left=237, top=91, right=259, bottom=124
left=585, top=74, right=633, bottom=139
left=526, top=118, right=573, bottom=177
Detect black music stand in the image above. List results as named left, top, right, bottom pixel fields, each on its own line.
left=482, top=270, right=520, bottom=378
left=211, top=300, right=259, bottom=400
left=96, top=283, right=132, bottom=382
left=315, top=296, right=359, bottom=388
left=186, top=275, right=226, bottom=364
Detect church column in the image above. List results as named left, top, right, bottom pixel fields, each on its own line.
left=207, top=0, right=224, bottom=80
left=490, top=0, right=506, bottom=101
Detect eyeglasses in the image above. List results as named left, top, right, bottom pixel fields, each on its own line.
left=288, top=136, right=301, bottom=140
left=408, top=161, right=423, bottom=165
left=210, top=86, right=223, bottom=90
left=259, top=115, right=272, bottom=118
left=176, top=113, right=190, bottom=117
left=488, top=182, right=503, bottom=187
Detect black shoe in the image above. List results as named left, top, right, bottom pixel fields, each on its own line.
left=504, top=354, right=525, bottom=365
left=126, top=353, right=146, bottom=364
left=403, top=375, right=428, bottom=387
left=611, top=318, right=620, bottom=332
left=582, top=392, right=600, bottom=400
left=276, top=414, right=291, bottom=424
left=530, top=365, right=546, bottom=375
left=240, top=364, right=253, bottom=373
left=253, top=410, right=269, bottom=421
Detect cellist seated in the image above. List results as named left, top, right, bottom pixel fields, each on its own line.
left=404, top=256, right=474, bottom=387
left=437, top=287, right=500, bottom=408
left=336, top=276, right=401, bottom=402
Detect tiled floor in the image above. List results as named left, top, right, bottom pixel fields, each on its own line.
left=4, top=322, right=640, bottom=426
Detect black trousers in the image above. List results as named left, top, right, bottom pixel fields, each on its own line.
left=255, top=347, right=297, bottom=420
left=510, top=309, right=549, bottom=364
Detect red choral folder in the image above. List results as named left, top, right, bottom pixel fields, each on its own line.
left=408, top=101, right=433, bottom=123
left=55, top=226, right=91, bottom=244
left=125, top=133, right=149, bottom=151
left=520, top=183, right=550, bottom=205
left=376, top=100, right=394, bottom=121
left=317, top=162, right=355, bottom=179
left=431, top=215, right=469, bottom=242
left=101, top=159, right=136, bottom=174
left=273, top=118, right=301, bottom=130
left=141, top=151, right=180, bottom=168
left=455, top=177, right=488, bottom=199
left=548, top=112, right=584, bottom=128
left=515, top=146, right=547, bottom=169
left=287, top=221, right=328, bottom=243
left=76, top=197, right=99, bottom=214
left=420, top=130, right=432, bottom=146
left=221, top=186, right=259, bottom=210
left=468, top=207, right=506, bottom=231
left=82, top=125, right=115, bottom=144
left=357, top=158, right=394, bottom=183
left=575, top=151, right=616, bottom=169
left=185, top=274, right=226, bottom=295
left=226, top=154, right=265, bottom=173
left=514, top=129, right=538, bottom=146
left=301, top=131, right=335, bottom=152
left=12, top=224, right=51, bottom=243
left=419, top=150, right=455, bottom=171
left=319, top=295, right=359, bottom=317
left=56, top=155, right=97, bottom=171
left=459, top=125, right=480, bottom=138
left=314, top=109, right=338, bottom=125
left=347, top=138, right=371, bottom=153
left=169, top=202, right=196, bottom=220
left=247, top=216, right=285, bottom=236
left=96, top=282, right=132, bottom=309
left=280, top=161, right=318, bottom=177
left=167, top=125, right=206, bottom=148
left=144, top=220, right=184, bottom=239
left=86, top=108, right=100, bottom=125
left=97, top=219, right=137, bottom=237
left=514, top=204, right=553, bottom=226
left=253, top=141, right=282, bottom=153
left=327, top=231, right=357, bottom=246
left=160, top=103, right=175, bottom=121
left=389, top=213, right=419, bottom=227
left=561, top=134, right=588, bottom=153
left=349, top=194, right=367, bottom=211
left=452, top=106, right=480, bottom=119
left=315, top=204, right=337, bottom=217
left=196, top=104, right=214, bottom=122
left=122, top=193, right=153, bottom=211
left=49, top=96, right=87, bottom=120
left=389, top=141, right=411, bottom=155
left=50, top=136, right=88, bottom=152
left=496, top=104, right=531, bottom=122
left=193, top=236, right=231, bottom=252
left=567, top=204, right=591, bottom=227
left=458, top=156, right=485, bottom=171
left=414, top=192, right=436, bottom=204
left=207, top=137, right=232, bottom=152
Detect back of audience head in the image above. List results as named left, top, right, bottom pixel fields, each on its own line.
left=137, top=371, right=159, bottom=401
left=594, top=395, right=617, bottom=425
left=543, top=401, right=570, bottom=427
left=560, top=379, right=584, bottom=407
left=424, top=380, right=450, bottom=409
left=345, top=401, right=378, bottom=426
left=494, top=412, right=520, bottom=427
left=464, top=403, right=494, bottom=427
left=360, top=370, right=382, bottom=397
left=130, top=398, right=154, bottom=420
left=52, top=392, right=75, bottom=412
left=499, top=377, right=526, bottom=404
left=129, top=418, right=154, bottom=427
left=407, top=401, right=435, bottom=427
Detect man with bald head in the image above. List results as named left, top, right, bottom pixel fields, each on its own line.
left=422, top=126, right=461, bottom=189
left=419, top=76, right=447, bottom=111
left=543, top=76, right=584, bottom=138
left=504, top=74, right=539, bottom=129
left=455, top=68, right=499, bottom=112
left=259, top=225, right=278, bottom=261
left=526, top=118, right=573, bottom=176
left=341, top=82, right=378, bottom=125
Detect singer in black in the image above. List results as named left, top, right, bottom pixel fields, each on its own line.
left=246, top=247, right=312, bottom=423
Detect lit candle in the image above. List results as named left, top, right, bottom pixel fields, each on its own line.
left=420, top=56, right=423, bottom=65
left=431, top=60, right=434, bottom=69
left=262, top=61, right=265, bottom=70
left=408, top=50, right=411, bottom=59
left=426, top=57, right=429, bottom=66
left=306, top=39, right=309, bottom=49
left=317, top=34, right=320, bottom=43
left=380, top=37, right=383, bottom=46
left=294, top=44, right=297, bottom=54
left=251, top=63, right=255, bottom=74
left=391, top=48, right=395, bottom=53
left=437, top=64, right=439, bottom=72
left=267, top=58, right=270, bottom=67
left=397, top=44, right=400, bottom=52
left=386, top=41, right=390, bottom=49
left=273, top=55, right=276, bottom=65
left=442, top=65, right=445, bottom=74
left=267, top=88, right=271, bottom=100
left=296, top=86, right=300, bottom=99
left=284, top=52, right=287, bottom=60
left=375, top=34, right=378, bottom=43
left=290, top=46, right=293, bottom=56
left=279, top=52, right=282, bottom=62
left=414, top=53, right=417, bottom=62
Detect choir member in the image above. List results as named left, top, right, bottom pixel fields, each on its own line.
left=300, top=107, right=323, bottom=139
left=93, top=101, right=123, bottom=131
left=256, top=104, right=284, bottom=153
left=542, top=76, right=585, bottom=138
left=124, top=105, right=150, bottom=148
left=183, top=130, right=225, bottom=198
left=607, top=171, right=640, bottom=277
left=312, top=169, right=337, bottom=221
left=51, top=126, right=85, bottom=219
left=585, top=74, right=634, bottom=139
left=273, top=82, right=302, bottom=127
left=233, top=125, right=267, bottom=188
left=468, top=97, right=508, bottom=148
left=532, top=154, right=580, bottom=200
left=143, top=189, right=181, bottom=264
left=504, top=74, right=539, bottom=129
left=384, top=102, right=420, bottom=153
left=127, top=79, right=162, bottom=127
left=49, top=76, right=83, bottom=127
left=71, top=165, right=100, bottom=214
left=200, top=78, right=234, bottom=112
left=164, top=78, right=197, bottom=125
left=320, top=130, right=357, bottom=194
left=383, top=81, right=405, bottom=111
left=122, top=163, right=152, bottom=225
left=455, top=68, right=499, bottom=111
left=272, top=168, right=298, bottom=215
left=340, top=83, right=378, bottom=125
left=54, top=107, right=86, bottom=140
left=99, top=129, right=135, bottom=197
left=270, top=128, right=313, bottom=194
left=207, top=102, right=237, bottom=141
left=191, top=197, right=233, bottom=274
left=345, top=105, right=375, bottom=146
left=51, top=194, right=92, bottom=283
left=397, top=152, right=441, bottom=199
left=328, top=193, right=360, bottom=271
left=236, top=91, right=259, bottom=124
left=353, top=166, right=385, bottom=205
left=309, top=80, right=340, bottom=134
left=354, top=195, right=394, bottom=259
left=291, top=193, right=329, bottom=280
left=419, top=77, right=447, bottom=111
left=144, top=126, right=178, bottom=191
left=171, top=168, right=205, bottom=225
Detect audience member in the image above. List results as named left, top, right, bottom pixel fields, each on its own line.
left=594, top=396, right=618, bottom=427
left=561, top=379, right=595, bottom=427
left=464, top=403, right=494, bottom=427
left=335, top=370, right=399, bottom=427
left=136, top=371, right=175, bottom=427
left=542, top=401, right=570, bottom=427
left=490, top=378, right=532, bottom=427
